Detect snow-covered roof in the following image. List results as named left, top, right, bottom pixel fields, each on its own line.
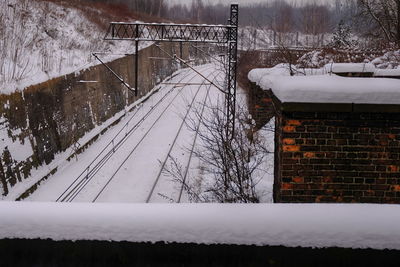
left=1, top=202, right=400, bottom=250
left=248, top=67, right=400, bottom=105
left=324, top=63, right=376, bottom=74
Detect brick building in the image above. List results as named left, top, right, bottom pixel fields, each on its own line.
left=249, top=68, right=400, bottom=203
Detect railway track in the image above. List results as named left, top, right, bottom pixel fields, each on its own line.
left=56, top=65, right=217, bottom=203
left=145, top=69, right=224, bottom=203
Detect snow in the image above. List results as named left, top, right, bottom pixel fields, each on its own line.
left=0, top=201, right=400, bottom=250
left=21, top=64, right=231, bottom=203
left=371, top=50, right=400, bottom=69
left=238, top=27, right=331, bottom=51
left=0, top=118, right=33, bottom=162
left=252, top=74, right=400, bottom=104
left=298, top=49, right=399, bottom=70
left=324, top=63, right=375, bottom=73
left=248, top=64, right=330, bottom=85
left=374, top=69, right=400, bottom=77
left=1, top=68, right=181, bottom=201
left=255, top=118, right=275, bottom=203
left=248, top=64, right=400, bottom=104
left=248, top=64, right=292, bottom=84
left=0, top=0, right=151, bottom=94
left=11, top=63, right=273, bottom=203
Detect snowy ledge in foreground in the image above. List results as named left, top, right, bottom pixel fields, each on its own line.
left=248, top=67, right=400, bottom=105
left=0, top=202, right=400, bottom=250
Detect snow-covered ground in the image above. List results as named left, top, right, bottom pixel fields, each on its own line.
left=1, top=201, right=400, bottom=250
left=23, top=64, right=274, bottom=203
left=0, top=0, right=150, bottom=94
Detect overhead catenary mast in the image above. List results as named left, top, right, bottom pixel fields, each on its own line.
left=103, top=4, right=239, bottom=139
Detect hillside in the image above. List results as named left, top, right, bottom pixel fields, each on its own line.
left=0, top=0, right=151, bottom=94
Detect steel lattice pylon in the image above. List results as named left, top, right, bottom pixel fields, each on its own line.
left=104, top=5, right=239, bottom=139
left=226, top=4, right=238, bottom=138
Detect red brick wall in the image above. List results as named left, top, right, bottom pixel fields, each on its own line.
left=248, top=83, right=275, bottom=130
left=275, top=112, right=400, bottom=203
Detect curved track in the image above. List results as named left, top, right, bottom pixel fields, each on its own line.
left=27, top=64, right=225, bottom=203
left=58, top=66, right=212, bottom=202
left=91, top=66, right=224, bottom=203
left=145, top=71, right=223, bottom=203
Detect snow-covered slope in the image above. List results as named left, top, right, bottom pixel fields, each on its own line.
left=0, top=0, right=144, bottom=94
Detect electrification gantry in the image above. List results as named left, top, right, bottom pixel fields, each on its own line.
left=104, top=4, right=239, bottom=139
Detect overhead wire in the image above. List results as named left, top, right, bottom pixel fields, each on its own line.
left=177, top=71, right=224, bottom=203
left=92, top=53, right=136, bottom=93
left=91, top=66, right=214, bottom=202
left=57, top=68, right=195, bottom=202
left=155, top=44, right=227, bottom=95
left=145, top=68, right=222, bottom=203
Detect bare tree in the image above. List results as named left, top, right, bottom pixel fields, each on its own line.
left=301, top=3, right=331, bottom=35
left=164, top=99, right=273, bottom=203
left=358, top=0, right=400, bottom=45
left=191, top=0, right=204, bottom=23
left=0, top=159, right=8, bottom=196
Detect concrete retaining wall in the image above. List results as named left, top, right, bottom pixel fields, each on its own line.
left=0, top=42, right=204, bottom=197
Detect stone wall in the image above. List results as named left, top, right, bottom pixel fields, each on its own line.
left=0, top=42, right=201, bottom=197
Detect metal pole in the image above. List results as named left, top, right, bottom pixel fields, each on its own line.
left=179, top=41, right=183, bottom=67
left=135, top=24, right=139, bottom=97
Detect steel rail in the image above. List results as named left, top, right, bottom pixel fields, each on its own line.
left=57, top=104, right=143, bottom=202
left=176, top=71, right=224, bottom=203
left=90, top=66, right=215, bottom=202
left=57, top=67, right=206, bottom=202
left=64, top=68, right=208, bottom=203
left=145, top=69, right=221, bottom=203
